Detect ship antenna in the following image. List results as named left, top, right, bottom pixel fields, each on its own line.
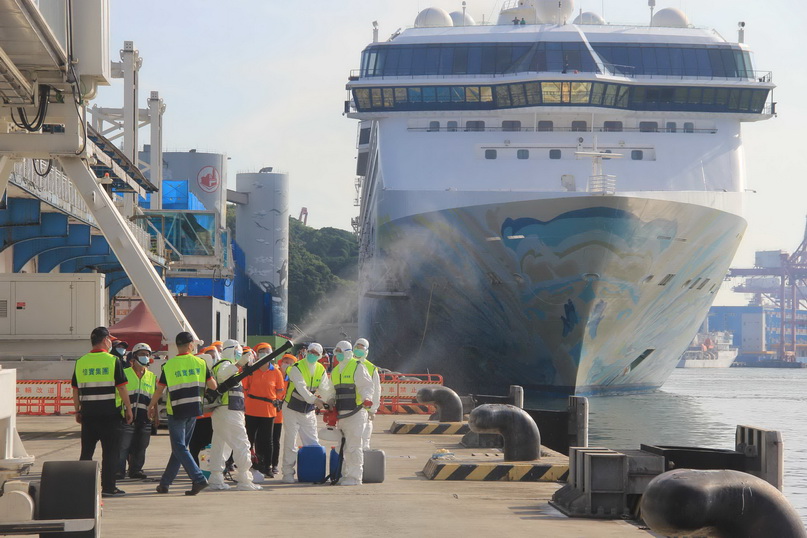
left=648, top=0, right=656, bottom=26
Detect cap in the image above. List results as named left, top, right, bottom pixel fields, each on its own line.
left=91, top=327, right=114, bottom=341
left=307, top=342, right=323, bottom=355
left=112, top=340, right=129, bottom=348
left=176, top=331, right=195, bottom=345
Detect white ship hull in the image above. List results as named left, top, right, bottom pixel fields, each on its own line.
left=360, top=193, right=746, bottom=394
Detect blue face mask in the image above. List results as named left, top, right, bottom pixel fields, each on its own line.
left=136, top=355, right=150, bottom=366
left=306, top=353, right=319, bottom=364
left=353, top=349, right=367, bottom=359
left=115, top=346, right=126, bottom=356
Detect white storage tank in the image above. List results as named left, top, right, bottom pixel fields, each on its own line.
left=162, top=150, right=228, bottom=222
left=235, top=169, right=289, bottom=334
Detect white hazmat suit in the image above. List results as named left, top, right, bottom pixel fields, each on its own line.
left=208, top=339, right=261, bottom=491
left=329, top=344, right=374, bottom=486
left=353, top=338, right=380, bottom=450
left=281, top=343, right=334, bottom=483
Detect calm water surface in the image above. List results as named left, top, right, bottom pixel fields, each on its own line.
left=585, top=368, right=807, bottom=522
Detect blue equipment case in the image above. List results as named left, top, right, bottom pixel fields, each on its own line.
left=297, top=445, right=326, bottom=483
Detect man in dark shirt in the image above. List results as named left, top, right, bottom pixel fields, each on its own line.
left=72, top=326, right=133, bottom=497
left=148, top=331, right=217, bottom=495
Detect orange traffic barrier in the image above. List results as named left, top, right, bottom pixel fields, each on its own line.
left=16, top=380, right=75, bottom=415
left=378, top=373, right=443, bottom=415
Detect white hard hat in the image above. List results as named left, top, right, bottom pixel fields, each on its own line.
left=221, top=339, right=242, bottom=360
left=215, top=360, right=239, bottom=384
left=334, top=340, right=352, bottom=353
left=307, top=342, right=323, bottom=355
left=132, top=343, right=152, bottom=354
left=355, top=338, right=369, bottom=349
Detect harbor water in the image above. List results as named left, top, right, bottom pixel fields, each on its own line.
left=583, top=368, right=807, bottom=523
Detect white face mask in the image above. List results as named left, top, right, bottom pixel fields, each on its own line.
left=115, top=346, right=127, bottom=355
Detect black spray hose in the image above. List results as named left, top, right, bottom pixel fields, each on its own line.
left=468, top=404, right=541, bottom=462
left=416, top=386, right=464, bottom=422
left=641, top=469, right=807, bottom=538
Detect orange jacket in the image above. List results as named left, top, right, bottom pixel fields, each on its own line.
left=243, top=365, right=285, bottom=418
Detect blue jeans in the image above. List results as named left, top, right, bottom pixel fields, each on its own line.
left=160, top=415, right=206, bottom=487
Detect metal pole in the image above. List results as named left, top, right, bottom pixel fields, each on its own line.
left=148, top=91, right=163, bottom=210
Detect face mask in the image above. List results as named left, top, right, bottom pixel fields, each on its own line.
left=335, top=352, right=346, bottom=361
left=306, top=353, right=319, bottom=364
left=115, top=346, right=126, bottom=355
left=136, top=355, right=150, bottom=366
left=353, top=349, right=367, bottom=359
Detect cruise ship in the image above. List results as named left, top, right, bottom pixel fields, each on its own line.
left=344, top=1, right=774, bottom=395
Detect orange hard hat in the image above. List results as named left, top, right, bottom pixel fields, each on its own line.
left=281, top=353, right=298, bottom=363
left=212, top=341, right=223, bottom=347
left=201, top=345, right=217, bottom=354
left=254, top=342, right=272, bottom=352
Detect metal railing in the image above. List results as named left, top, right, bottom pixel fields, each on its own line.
left=9, top=160, right=96, bottom=225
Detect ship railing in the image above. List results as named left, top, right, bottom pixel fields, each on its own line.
left=589, top=174, right=616, bottom=195
left=407, top=126, right=718, bottom=134
left=349, top=67, right=772, bottom=83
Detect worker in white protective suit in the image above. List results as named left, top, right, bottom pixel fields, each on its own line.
left=208, top=339, right=261, bottom=491
left=328, top=340, right=374, bottom=486
left=352, top=338, right=381, bottom=450
left=281, top=342, right=334, bottom=483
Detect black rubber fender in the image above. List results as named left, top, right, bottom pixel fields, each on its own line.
left=468, top=404, right=541, bottom=461
left=641, top=469, right=806, bottom=538
left=416, top=386, right=463, bottom=422
left=38, top=460, right=100, bottom=538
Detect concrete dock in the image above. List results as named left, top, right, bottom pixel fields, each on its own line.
left=11, top=414, right=653, bottom=537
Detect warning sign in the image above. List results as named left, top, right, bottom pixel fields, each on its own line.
left=16, top=302, right=25, bottom=310
left=197, top=166, right=220, bottom=193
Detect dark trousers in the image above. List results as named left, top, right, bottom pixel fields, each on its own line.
left=79, top=414, right=122, bottom=493
left=245, top=415, right=274, bottom=471
left=189, top=416, right=213, bottom=466
left=118, top=421, right=151, bottom=475
left=272, top=422, right=282, bottom=467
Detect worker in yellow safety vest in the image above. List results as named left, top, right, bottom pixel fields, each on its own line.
left=72, top=326, right=133, bottom=498
left=148, top=332, right=217, bottom=496
left=281, top=342, right=335, bottom=483
left=117, top=342, right=157, bottom=480
left=352, top=338, right=381, bottom=449
left=328, top=340, right=374, bottom=486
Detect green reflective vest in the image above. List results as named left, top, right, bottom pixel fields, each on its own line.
left=123, top=367, right=156, bottom=421
left=74, top=352, right=121, bottom=409
left=212, top=359, right=245, bottom=411
left=362, top=359, right=378, bottom=378
left=331, top=358, right=364, bottom=416
left=284, top=361, right=325, bottom=413
left=162, top=354, right=206, bottom=417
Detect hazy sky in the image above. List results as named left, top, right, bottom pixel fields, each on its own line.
left=98, top=1, right=806, bottom=306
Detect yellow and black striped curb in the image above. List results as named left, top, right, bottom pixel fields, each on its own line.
left=377, top=403, right=435, bottom=415
left=422, top=459, right=569, bottom=481
left=390, top=421, right=470, bottom=435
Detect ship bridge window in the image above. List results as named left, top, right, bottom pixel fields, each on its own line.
left=572, top=120, right=587, bottom=132
left=353, top=83, right=769, bottom=114
left=683, top=122, right=694, bottom=133
left=360, top=42, right=600, bottom=78
left=428, top=121, right=440, bottom=132
left=591, top=43, right=755, bottom=79
left=485, top=149, right=497, bottom=160
left=639, top=121, right=658, bottom=133
left=466, top=121, right=485, bottom=132
left=502, top=120, right=521, bottom=132
left=358, top=127, right=371, bottom=145
left=538, top=120, right=553, bottom=132
left=666, top=122, right=677, bottom=133
left=447, top=121, right=458, bottom=132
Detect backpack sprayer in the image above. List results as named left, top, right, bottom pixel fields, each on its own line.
left=204, top=340, right=294, bottom=405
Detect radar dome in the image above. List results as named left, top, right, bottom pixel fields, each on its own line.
left=573, top=11, right=605, bottom=25
left=415, top=7, right=454, bottom=28
left=535, top=0, right=575, bottom=24
left=449, top=10, right=476, bottom=27
left=651, top=8, right=689, bottom=28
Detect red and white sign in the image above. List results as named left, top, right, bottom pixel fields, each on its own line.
left=197, top=166, right=220, bottom=193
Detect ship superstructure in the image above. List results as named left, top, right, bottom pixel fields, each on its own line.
left=345, top=2, right=774, bottom=394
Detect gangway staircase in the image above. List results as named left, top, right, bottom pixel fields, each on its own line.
left=0, top=0, right=199, bottom=350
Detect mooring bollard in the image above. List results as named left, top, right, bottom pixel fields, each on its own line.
left=641, top=469, right=807, bottom=538
left=416, top=386, right=463, bottom=422
left=468, top=404, right=541, bottom=461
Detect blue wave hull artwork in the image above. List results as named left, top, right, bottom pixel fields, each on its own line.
left=359, top=195, right=746, bottom=395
